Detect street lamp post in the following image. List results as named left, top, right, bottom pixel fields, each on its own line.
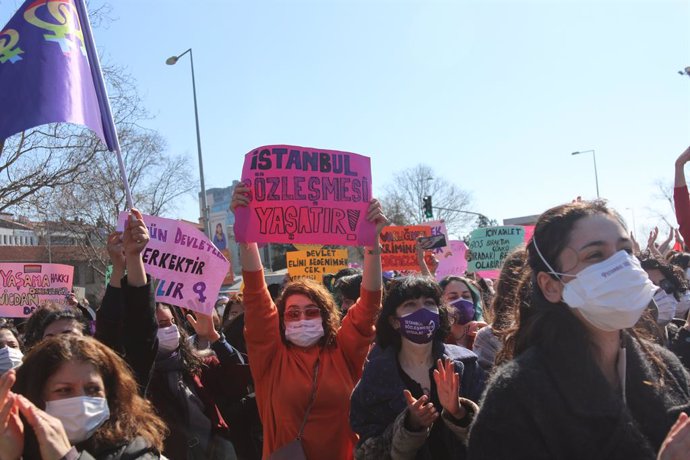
left=166, top=48, right=211, bottom=236
left=571, top=149, right=600, bottom=199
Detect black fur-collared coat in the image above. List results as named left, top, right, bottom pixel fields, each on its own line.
left=468, top=332, right=690, bottom=460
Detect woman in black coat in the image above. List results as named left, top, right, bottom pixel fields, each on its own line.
left=350, top=276, right=485, bottom=460
left=468, top=200, right=690, bottom=460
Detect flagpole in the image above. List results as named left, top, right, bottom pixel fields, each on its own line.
left=73, top=0, right=134, bottom=210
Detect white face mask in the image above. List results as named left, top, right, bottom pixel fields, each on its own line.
left=653, top=289, right=678, bottom=326
left=284, top=318, right=324, bottom=348
left=534, top=242, right=655, bottom=332
left=157, top=325, right=181, bottom=353
left=0, top=346, right=22, bottom=374
left=45, top=396, right=110, bottom=444
left=676, top=291, right=690, bottom=319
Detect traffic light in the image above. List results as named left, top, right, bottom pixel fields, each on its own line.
left=422, top=196, right=433, bottom=219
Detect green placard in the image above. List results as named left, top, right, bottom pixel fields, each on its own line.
left=467, top=226, right=525, bottom=273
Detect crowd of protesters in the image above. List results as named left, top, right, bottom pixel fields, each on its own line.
left=1, top=147, right=690, bottom=459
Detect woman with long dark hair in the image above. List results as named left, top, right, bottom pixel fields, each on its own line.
left=350, top=276, right=485, bottom=459
left=468, top=200, right=690, bottom=459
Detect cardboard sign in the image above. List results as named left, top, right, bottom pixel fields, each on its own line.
left=380, top=225, right=432, bottom=271
left=234, top=145, right=375, bottom=246
left=286, top=248, right=349, bottom=281
left=0, top=263, right=74, bottom=317
left=435, top=240, right=469, bottom=280
left=467, top=226, right=525, bottom=278
left=118, top=213, right=230, bottom=315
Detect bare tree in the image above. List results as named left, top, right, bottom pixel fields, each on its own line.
left=646, top=179, right=675, bottom=228
left=380, top=164, right=475, bottom=235
left=9, top=66, right=195, bottom=276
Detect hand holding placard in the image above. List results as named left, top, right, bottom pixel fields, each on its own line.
left=366, top=198, right=389, bottom=238
left=123, top=208, right=149, bottom=256
left=231, top=183, right=251, bottom=215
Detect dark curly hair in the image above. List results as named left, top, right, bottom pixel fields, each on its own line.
left=669, top=252, right=690, bottom=271
left=639, top=254, right=688, bottom=300
left=22, top=306, right=91, bottom=351
left=275, top=278, right=341, bottom=348
left=376, top=276, right=451, bottom=350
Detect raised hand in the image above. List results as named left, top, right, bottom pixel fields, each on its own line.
left=15, top=395, right=71, bottom=460
left=675, top=146, right=690, bottom=168
left=648, top=227, right=660, bottom=254
left=122, top=208, right=149, bottom=257
left=433, top=358, right=464, bottom=420
left=0, top=371, right=23, bottom=460
left=106, top=231, right=125, bottom=268
left=674, top=146, right=690, bottom=188
left=231, top=183, right=251, bottom=213
left=366, top=198, right=389, bottom=236
left=403, top=390, right=438, bottom=431
left=186, top=310, right=221, bottom=343
left=630, top=232, right=641, bottom=255
left=675, top=228, right=684, bottom=246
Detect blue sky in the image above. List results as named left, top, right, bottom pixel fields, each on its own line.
left=2, top=0, right=689, bottom=239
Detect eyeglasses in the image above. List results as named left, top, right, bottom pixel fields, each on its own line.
left=284, top=308, right=322, bottom=322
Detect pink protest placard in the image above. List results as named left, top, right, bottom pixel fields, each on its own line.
left=118, top=213, right=230, bottom=315
left=0, top=263, right=74, bottom=317
left=435, top=240, right=468, bottom=280
left=523, top=225, right=535, bottom=244
left=234, top=145, right=375, bottom=246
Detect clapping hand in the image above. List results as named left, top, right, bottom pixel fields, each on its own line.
left=403, top=390, right=438, bottom=431
left=433, top=358, right=465, bottom=420
left=658, top=412, right=690, bottom=460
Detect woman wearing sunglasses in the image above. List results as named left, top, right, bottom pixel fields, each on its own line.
left=231, top=184, right=387, bottom=460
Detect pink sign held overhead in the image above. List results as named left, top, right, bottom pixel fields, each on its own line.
left=435, top=240, right=468, bottom=281
left=118, top=213, right=230, bottom=315
left=0, top=263, right=74, bottom=317
left=234, top=145, right=375, bottom=246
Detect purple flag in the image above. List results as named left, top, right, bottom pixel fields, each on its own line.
left=0, top=0, right=116, bottom=150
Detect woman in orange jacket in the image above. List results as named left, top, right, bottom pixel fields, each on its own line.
left=231, top=183, right=387, bottom=460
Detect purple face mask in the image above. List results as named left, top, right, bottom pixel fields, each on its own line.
left=450, top=299, right=475, bottom=326
left=398, top=308, right=439, bottom=344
